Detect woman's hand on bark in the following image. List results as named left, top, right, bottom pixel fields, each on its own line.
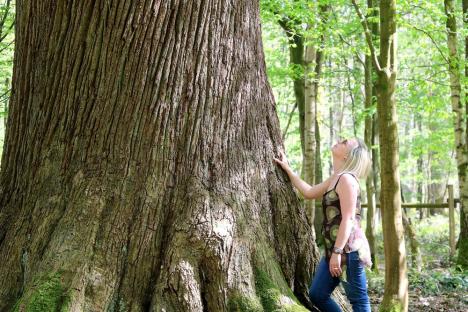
left=273, top=151, right=291, bottom=172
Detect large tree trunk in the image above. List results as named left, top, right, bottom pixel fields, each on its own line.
left=457, top=0, right=468, bottom=269
left=0, top=1, right=325, bottom=311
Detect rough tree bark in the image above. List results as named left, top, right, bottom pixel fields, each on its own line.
left=0, top=1, right=326, bottom=311
left=352, top=0, right=408, bottom=310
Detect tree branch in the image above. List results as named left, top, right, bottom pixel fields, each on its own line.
left=282, top=102, right=298, bottom=141
left=0, top=39, right=14, bottom=54
left=277, top=14, right=303, bottom=47
left=0, top=0, right=12, bottom=40
left=351, top=0, right=382, bottom=72
left=337, top=33, right=365, bottom=66
left=0, top=19, right=15, bottom=43
left=410, top=25, right=450, bottom=66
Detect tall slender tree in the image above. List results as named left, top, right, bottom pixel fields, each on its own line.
left=352, top=0, right=408, bottom=310
left=364, top=0, right=379, bottom=272
left=444, top=0, right=467, bottom=267
left=0, top=1, right=323, bottom=311
left=304, top=3, right=330, bottom=245
left=458, top=0, right=468, bottom=269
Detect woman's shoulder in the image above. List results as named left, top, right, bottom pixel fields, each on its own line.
left=336, top=172, right=360, bottom=192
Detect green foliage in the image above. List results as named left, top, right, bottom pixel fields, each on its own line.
left=0, top=0, right=15, bottom=156
left=408, top=267, right=468, bottom=296
left=413, top=212, right=459, bottom=268
left=260, top=0, right=458, bottom=192
left=366, top=268, right=384, bottom=296
left=367, top=213, right=467, bottom=304
left=12, top=271, right=70, bottom=312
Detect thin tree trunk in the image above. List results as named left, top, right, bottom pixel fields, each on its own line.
left=364, top=0, right=379, bottom=273
left=352, top=0, right=409, bottom=310
left=416, top=116, right=425, bottom=220
left=338, top=83, right=345, bottom=135
left=376, top=1, right=408, bottom=309
left=305, top=4, right=329, bottom=243
left=368, top=0, right=380, bottom=222
left=364, top=55, right=379, bottom=273
left=282, top=102, right=298, bottom=141
left=372, top=99, right=381, bottom=226
left=278, top=19, right=306, bottom=157
left=401, top=195, right=421, bottom=272
left=314, top=116, right=324, bottom=244
left=402, top=212, right=421, bottom=272
left=314, top=109, right=323, bottom=186
left=457, top=0, right=468, bottom=269
left=0, top=1, right=322, bottom=311
left=343, top=57, right=357, bottom=137
left=304, top=43, right=317, bottom=235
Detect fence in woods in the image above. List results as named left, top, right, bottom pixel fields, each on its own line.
left=317, top=185, right=459, bottom=258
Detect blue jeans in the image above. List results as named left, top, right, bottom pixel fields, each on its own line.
left=308, top=251, right=371, bottom=312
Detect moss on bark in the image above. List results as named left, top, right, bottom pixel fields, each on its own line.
left=379, top=299, right=404, bottom=312
left=227, top=240, right=310, bottom=312
left=228, top=293, right=263, bottom=312
left=12, top=271, right=69, bottom=312
left=254, top=268, right=308, bottom=312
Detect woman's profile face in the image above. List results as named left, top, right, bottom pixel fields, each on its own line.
left=332, top=138, right=358, bottom=159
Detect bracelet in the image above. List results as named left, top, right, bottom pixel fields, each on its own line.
left=332, top=246, right=344, bottom=254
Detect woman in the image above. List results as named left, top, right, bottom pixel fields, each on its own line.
left=274, top=137, right=372, bottom=312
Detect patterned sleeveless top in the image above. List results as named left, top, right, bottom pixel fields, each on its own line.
left=321, top=172, right=372, bottom=267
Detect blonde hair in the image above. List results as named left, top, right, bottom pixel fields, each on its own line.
left=339, top=138, right=372, bottom=179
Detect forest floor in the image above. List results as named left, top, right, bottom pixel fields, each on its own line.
left=367, top=278, right=467, bottom=312
left=359, top=213, right=468, bottom=311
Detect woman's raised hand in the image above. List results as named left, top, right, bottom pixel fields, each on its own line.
left=273, top=151, right=291, bottom=172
